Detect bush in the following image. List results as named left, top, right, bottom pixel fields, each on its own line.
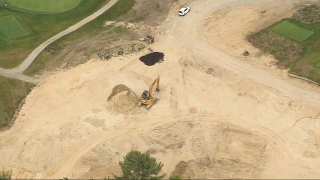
left=0, top=170, right=11, bottom=180
left=114, top=150, right=166, bottom=180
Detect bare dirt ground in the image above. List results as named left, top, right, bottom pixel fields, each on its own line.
left=203, top=0, right=320, bottom=91
left=26, top=0, right=175, bottom=77
left=1, top=0, right=320, bottom=179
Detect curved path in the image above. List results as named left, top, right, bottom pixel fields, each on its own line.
left=42, top=0, right=320, bottom=178
left=0, top=0, right=119, bottom=82
left=43, top=114, right=300, bottom=179
left=167, top=0, right=320, bottom=106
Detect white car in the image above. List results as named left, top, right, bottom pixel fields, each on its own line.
left=178, top=7, right=190, bottom=16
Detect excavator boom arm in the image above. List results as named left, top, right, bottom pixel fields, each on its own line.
left=147, top=75, right=160, bottom=97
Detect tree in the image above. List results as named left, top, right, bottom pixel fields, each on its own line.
left=114, top=150, right=166, bottom=180
left=0, top=170, right=11, bottom=180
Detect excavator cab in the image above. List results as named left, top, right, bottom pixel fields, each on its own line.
left=138, top=76, right=160, bottom=110
left=141, top=90, right=150, bottom=102
left=140, top=35, right=154, bottom=44
left=145, top=35, right=154, bottom=44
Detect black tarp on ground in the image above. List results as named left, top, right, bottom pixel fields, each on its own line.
left=139, top=52, right=164, bottom=66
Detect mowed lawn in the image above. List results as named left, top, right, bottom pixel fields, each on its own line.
left=7, top=0, right=82, bottom=13
left=0, top=0, right=110, bottom=69
left=272, top=20, right=314, bottom=42
left=0, top=15, right=28, bottom=38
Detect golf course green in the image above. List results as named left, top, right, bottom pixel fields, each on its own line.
left=0, top=15, right=28, bottom=38
left=6, top=0, right=82, bottom=13
left=272, top=20, right=314, bottom=42
left=0, top=0, right=109, bottom=69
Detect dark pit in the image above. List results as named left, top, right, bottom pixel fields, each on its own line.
left=139, top=52, right=164, bottom=66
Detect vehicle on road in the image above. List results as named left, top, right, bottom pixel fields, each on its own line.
left=178, top=7, right=190, bottom=16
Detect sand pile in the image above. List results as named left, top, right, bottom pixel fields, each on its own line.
left=106, top=84, right=139, bottom=114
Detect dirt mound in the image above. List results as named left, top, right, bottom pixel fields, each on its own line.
left=139, top=52, right=164, bottom=66
left=106, top=84, right=139, bottom=114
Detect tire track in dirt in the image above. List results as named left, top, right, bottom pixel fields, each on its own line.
left=42, top=115, right=179, bottom=178
left=166, top=0, right=320, bottom=106
left=41, top=0, right=317, bottom=178
left=43, top=113, right=301, bottom=178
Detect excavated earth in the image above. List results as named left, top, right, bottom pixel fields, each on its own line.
left=106, top=84, right=139, bottom=115
left=139, top=52, right=164, bottom=66
left=0, top=0, right=320, bottom=179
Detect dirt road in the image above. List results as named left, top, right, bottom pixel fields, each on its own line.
left=1, top=0, right=320, bottom=179
left=161, top=0, right=320, bottom=106
left=42, top=0, right=320, bottom=178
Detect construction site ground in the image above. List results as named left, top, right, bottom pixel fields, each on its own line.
left=1, top=0, right=320, bottom=179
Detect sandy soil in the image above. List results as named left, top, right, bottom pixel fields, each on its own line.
left=202, top=0, right=320, bottom=91
left=1, top=0, right=320, bottom=179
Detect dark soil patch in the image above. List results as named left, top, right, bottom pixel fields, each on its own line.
left=243, top=50, right=250, bottom=56
left=139, top=52, right=164, bottom=66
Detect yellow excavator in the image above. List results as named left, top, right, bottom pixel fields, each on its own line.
left=139, top=35, right=154, bottom=44
left=137, top=75, right=160, bottom=110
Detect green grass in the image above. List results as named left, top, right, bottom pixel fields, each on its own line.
left=0, top=170, right=11, bottom=180
left=316, top=61, right=320, bottom=68
left=114, top=26, right=127, bottom=33
left=0, top=15, right=28, bottom=38
left=24, top=0, right=136, bottom=76
left=0, top=0, right=110, bottom=69
left=249, top=17, right=320, bottom=83
left=272, top=20, right=314, bottom=42
left=7, top=0, right=82, bottom=14
left=0, top=76, right=34, bottom=130
left=130, top=12, right=149, bottom=23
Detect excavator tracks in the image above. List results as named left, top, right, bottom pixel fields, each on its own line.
left=146, top=98, right=158, bottom=110
left=137, top=101, right=142, bottom=107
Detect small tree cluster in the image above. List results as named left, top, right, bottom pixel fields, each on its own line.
left=0, top=170, right=11, bottom=180
left=114, top=150, right=165, bottom=180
